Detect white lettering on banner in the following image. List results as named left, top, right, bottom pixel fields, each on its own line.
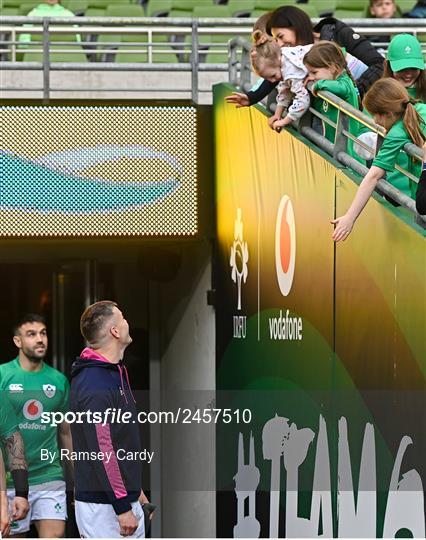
left=233, top=415, right=425, bottom=538
left=233, top=316, right=247, bottom=339
left=268, top=310, right=303, bottom=341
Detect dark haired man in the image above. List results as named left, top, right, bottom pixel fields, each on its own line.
left=0, top=314, right=72, bottom=537
left=71, top=301, right=149, bottom=538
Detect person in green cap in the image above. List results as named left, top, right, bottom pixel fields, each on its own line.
left=384, top=33, right=426, bottom=102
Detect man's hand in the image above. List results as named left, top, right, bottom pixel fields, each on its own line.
left=225, top=92, right=250, bottom=108
left=118, top=509, right=138, bottom=537
left=11, top=496, right=29, bottom=520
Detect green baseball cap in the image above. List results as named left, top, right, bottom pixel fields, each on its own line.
left=387, top=34, right=425, bottom=72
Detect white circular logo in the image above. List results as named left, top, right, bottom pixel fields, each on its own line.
left=275, top=195, right=296, bottom=297
left=23, top=399, right=43, bottom=420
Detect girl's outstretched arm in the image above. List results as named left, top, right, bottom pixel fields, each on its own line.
left=331, top=165, right=384, bottom=242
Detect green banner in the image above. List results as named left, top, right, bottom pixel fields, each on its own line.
left=214, top=83, right=425, bottom=538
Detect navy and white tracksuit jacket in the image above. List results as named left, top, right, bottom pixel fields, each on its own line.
left=70, top=348, right=142, bottom=515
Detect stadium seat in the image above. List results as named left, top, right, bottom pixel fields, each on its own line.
left=105, top=4, right=145, bottom=16
left=63, top=0, right=88, bottom=15
left=0, top=6, right=20, bottom=15
left=308, top=0, right=336, bottom=17
left=295, top=4, right=319, bottom=17
left=251, top=3, right=318, bottom=19
left=20, top=3, right=40, bottom=15
left=397, top=0, right=416, bottom=13
left=253, top=0, right=294, bottom=9
left=171, top=0, right=213, bottom=9
left=22, top=47, right=88, bottom=62
left=226, top=0, right=255, bottom=17
left=114, top=33, right=148, bottom=63
left=333, top=8, right=366, bottom=18
left=190, top=6, right=232, bottom=63
left=84, top=7, right=106, bottom=16
left=87, top=0, right=132, bottom=7
left=146, top=0, right=172, bottom=16
left=168, top=8, right=192, bottom=17
left=114, top=32, right=180, bottom=63
left=334, top=0, right=366, bottom=9
left=2, top=0, right=22, bottom=6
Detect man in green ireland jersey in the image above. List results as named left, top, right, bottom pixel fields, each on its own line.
left=0, top=314, right=72, bottom=538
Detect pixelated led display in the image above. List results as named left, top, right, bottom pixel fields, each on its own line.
left=0, top=106, right=197, bottom=237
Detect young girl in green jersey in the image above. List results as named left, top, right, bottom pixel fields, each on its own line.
left=303, top=41, right=362, bottom=160
left=333, top=78, right=426, bottom=242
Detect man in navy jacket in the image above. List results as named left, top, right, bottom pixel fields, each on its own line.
left=70, top=300, right=149, bottom=538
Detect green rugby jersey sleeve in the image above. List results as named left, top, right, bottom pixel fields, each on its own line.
left=372, top=134, right=407, bottom=172
left=0, top=391, right=19, bottom=440
left=314, top=78, right=351, bottom=101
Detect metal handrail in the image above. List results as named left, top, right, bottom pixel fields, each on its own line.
left=228, top=37, right=425, bottom=224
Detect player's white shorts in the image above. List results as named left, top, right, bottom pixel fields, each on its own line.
left=75, top=500, right=145, bottom=538
left=7, top=480, right=67, bottom=534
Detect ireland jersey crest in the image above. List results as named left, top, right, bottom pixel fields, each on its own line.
left=43, top=384, right=56, bottom=398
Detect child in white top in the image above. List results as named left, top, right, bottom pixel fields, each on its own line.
left=250, top=30, right=312, bottom=130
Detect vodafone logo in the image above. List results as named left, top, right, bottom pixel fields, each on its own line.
left=275, top=195, right=296, bottom=296
left=23, top=399, right=43, bottom=420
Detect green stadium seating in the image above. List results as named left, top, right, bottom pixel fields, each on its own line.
left=105, top=4, right=145, bottom=16
left=0, top=6, right=20, bottom=15
left=168, top=8, right=192, bottom=16
left=22, top=46, right=88, bottom=62
left=172, top=0, right=213, bottom=9
left=2, top=0, right=23, bottom=7
left=146, top=0, right=172, bottom=16
left=253, top=0, right=294, bottom=9
left=226, top=0, right=255, bottom=17
left=63, top=0, right=88, bottom=14
left=114, top=33, right=148, bottom=63
left=20, top=3, right=40, bottom=15
left=84, top=7, right=106, bottom=16
left=308, top=0, right=336, bottom=16
left=113, top=32, right=180, bottom=63
left=397, top=0, right=416, bottom=13
left=333, top=8, right=366, bottom=18
left=296, top=4, right=319, bottom=17
left=193, top=4, right=231, bottom=17
left=87, top=0, right=132, bottom=7
left=251, top=3, right=318, bottom=19
left=334, top=0, right=366, bottom=9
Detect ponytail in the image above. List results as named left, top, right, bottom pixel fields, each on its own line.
left=403, top=101, right=426, bottom=148
left=364, top=79, right=425, bottom=147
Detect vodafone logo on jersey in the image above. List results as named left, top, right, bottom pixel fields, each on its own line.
left=275, top=195, right=296, bottom=296
left=23, top=399, right=43, bottom=420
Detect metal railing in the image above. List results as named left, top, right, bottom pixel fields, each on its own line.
left=228, top=37, right=425, bottom=225
left=1, top=17, right=425, bottom=102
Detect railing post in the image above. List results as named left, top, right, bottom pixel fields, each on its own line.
left=240, top=42, right=250, bottom=92
left=228, top=40, right=237, bottom=86
left=191, top=18, right=198, bottom=104
left=42, top=18, right=50, bottom=103
left=333, top=109, right=349, bottom=161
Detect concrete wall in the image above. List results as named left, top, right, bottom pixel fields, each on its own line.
left=1, top=70, right=228, bottom=103
left=150, top=241, right=216, bottom=537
